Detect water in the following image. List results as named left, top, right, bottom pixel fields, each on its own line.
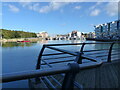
left=1, top=40, right=119, bottom=88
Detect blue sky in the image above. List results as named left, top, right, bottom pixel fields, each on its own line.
left=1, top=2, right=118, bottom=35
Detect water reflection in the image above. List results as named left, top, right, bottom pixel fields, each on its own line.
left=70, top=40, right=85, bottom=43
left=37, top=40, right=48, bottom=44
left=1, top=42, right=37, bottom=48
left=94, top=43, right=120, bottom=50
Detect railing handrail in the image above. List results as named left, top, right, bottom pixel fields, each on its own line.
left=43, top=42, right=120, bottom=46
left=36, top=42, right=120, bottom=69
left=1, top=59, right=102, bottom=83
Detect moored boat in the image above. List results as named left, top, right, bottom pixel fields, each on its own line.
left=17, top=41, right=30, bottom=42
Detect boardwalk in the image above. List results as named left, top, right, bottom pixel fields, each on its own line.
left=28, top=60, right=120, bottom=89
left=75, top=60, right=120, bottom=88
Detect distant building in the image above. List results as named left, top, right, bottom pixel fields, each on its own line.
left=54, top=30, right=84, bottom=40
left=37, top=31, right=48, bottom=38
left=94, top=20, right=120, bottom=39
left=68, top=30, right=82, bottom=38
left=87, top=32, right=95, bottom=38
left=55, top=34, right=68, bottom=40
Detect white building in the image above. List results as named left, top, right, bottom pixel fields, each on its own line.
left=87, top=32, right=96, bottom=38
left=67, top=31, right=83, bottom=40
left=94, top=20, right=120, bottom=39
left=94, top=25, right=103, bottom=38
left=69, top=31, right=82, bottom=38
left=37, top=31, right=48, bottom=38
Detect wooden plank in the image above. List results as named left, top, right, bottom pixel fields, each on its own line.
left=95, top=66, right=101, bottom=88
left=74, top=61, right=120, bottom=88
left=75, top=68, right=96, bottom=88
left=28, top=78, right=49, bottom=89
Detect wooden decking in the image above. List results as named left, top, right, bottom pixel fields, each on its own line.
left=29, top=60, right=120, bottom=89
left=75, top=60, right=120, bottom=88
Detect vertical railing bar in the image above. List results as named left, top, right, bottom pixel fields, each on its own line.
left=35, top=45, right=46, bottom=84
left=36, top=45, right=46, bottom=69
left=75, top=52, right=82, bottom=64
left=75, top=43, right=86, bottom=64
left=80, top=43, right=86, bottom=54
left=107, top=42, right=115, bottom=62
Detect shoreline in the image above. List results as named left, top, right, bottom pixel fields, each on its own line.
left=1, top=38, right=120, bottom=43
left=0, top=38, right=43, bottom=42
left=86, top=38, right=120, bottom=42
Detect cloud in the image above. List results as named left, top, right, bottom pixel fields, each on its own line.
left=8, top=4, right=20, bottom=13
left=20, top=2, right=69, bottom=13
left=39, top=2, right=69, bottom=13
left=89, top=2, right=102, bottom=10
left=74, top=6, right=81, bottom=10
left=89, top=2, right=102, bottom=16
left=90, top=9, right=100, bottom=16
left=105, top=2, right=118, bottom=16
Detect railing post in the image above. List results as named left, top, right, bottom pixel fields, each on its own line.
left=80, top=43, right=85, bottom=54
left=35, top=45, right=46, bottom=83
left=75, top=52, right=82, bottom=64
left=62, top=63, right=80, bottom=90
left=75, top=43, right=85, bottom=64
left=36, top=45, right=46, bottom=69
left=107, top=42, right=114, bottom=62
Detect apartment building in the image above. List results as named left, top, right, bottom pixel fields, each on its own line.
left=94, top=20, right=120, bottom=39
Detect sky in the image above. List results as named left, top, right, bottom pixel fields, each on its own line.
left=1, top=1, right=119, bottom=35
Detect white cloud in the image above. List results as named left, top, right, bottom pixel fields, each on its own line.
left=20, top=2, right=69, bottom=13
left=8, top=4, right=20, bottom=12
left=89, top=2, right=102, bottom=16
left=1, top=0, right=120, bottom=2
left=90, top=9, right=100, bottom=16
left=105, top=2, right=118, bottom=16
left=39, top=2, right=69, bottom=13
left=89, top=2, right=102, bottom=10
left=74, top=6, right=81, bottom=10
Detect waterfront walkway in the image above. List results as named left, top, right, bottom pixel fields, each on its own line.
left=75, top=60, right=120, bottom=88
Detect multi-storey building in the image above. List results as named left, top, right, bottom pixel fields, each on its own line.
left=87, top=32, right=96, bottom=38
left=94, top=25, right=103, bottom=38
left=94, top=20, right=120, bottom=39
left=37, top=31, right=48, bottom=38
left=68, top=30, right=82, bottom=38
left=55, top=31, right=83, bottom=40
